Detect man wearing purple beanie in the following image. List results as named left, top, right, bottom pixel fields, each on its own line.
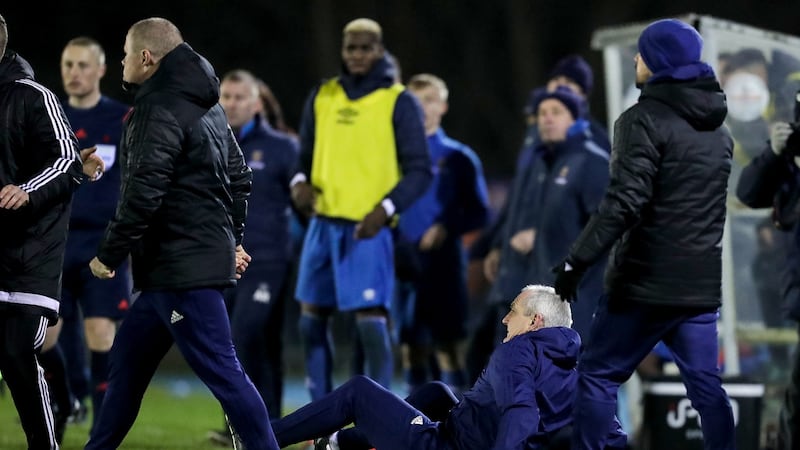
left=553, top=19, right=736, bottom=449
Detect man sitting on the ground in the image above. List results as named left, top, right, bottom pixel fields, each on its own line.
left=271, top=284, right=580, bottom=450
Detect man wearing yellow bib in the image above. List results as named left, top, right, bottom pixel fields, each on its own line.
left=291, top=18, right=431, bottom=400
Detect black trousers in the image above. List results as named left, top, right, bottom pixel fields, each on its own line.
left=0, top=309, right=57, bottom=449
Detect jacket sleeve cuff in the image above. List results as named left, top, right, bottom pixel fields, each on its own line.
left=381, top=198, right=397, bottom=217
left=290, top=173, right=307, bottom=187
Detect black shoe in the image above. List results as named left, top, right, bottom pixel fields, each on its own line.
left=66, top=398, right=87, bottom=425
left=314, top=436, right=332, bottom=450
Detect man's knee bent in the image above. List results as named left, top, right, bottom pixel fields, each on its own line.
left=84, top=317, right=116, bottom=351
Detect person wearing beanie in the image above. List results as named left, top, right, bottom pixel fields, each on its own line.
left=553, top=18, right=735, bottom=449
left=475, top=84, right=609, bottom=365
left=547, top=54, right=611, bottom=154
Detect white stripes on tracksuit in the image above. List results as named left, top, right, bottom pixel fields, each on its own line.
left=15, top=78, right=80, bottom=194
left=32, top=315, right=59, bottom=449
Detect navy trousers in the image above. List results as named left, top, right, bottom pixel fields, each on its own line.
left=85, top=289, right=278, bottom=450
left=572, top=296, right=734, bottom=450
left=271, top=375, right=455, bottom=450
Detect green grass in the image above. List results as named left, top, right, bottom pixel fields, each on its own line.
left=0, top=384, right=309, bottom=450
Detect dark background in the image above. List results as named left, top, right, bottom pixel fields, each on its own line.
left=3, top=1, right=798, bottom=177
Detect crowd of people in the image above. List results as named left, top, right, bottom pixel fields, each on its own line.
left=1, top=9, right=799, bottom=450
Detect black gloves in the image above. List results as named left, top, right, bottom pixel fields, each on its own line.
left=552, top=259, right=586, bottom=302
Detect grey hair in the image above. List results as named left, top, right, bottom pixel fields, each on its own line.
left=128, top=17, right=183, bottom=60
left=517, top=285, right=572, bottom=328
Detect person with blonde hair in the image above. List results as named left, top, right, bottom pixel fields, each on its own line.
left=290, top=17, right=431, bottom=399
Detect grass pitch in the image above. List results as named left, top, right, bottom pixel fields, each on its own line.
left=0, top=382, right=309, bottom=450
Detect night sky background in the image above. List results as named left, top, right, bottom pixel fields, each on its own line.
left=3, top=1, right=799, bottom=177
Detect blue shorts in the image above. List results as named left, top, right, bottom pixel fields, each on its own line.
left=61, top=260, right=131, bottom=321
left=295, top=217, right=394, bottom=311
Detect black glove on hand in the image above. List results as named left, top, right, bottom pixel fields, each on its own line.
left=355, top=204, right=389, bottom=239
left=552, top=259, right=586, bottom=303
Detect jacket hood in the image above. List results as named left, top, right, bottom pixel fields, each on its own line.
left=640, top=78, right=728, bottom=130
left=136, top=43, right=219, bottom=109
left=527, top=326, right=581, bottom=369
left=338, top=54, right=396, bottom=99
left=0, top=51, right=35, bottom=85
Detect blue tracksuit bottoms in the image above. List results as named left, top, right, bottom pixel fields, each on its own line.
left=85, top=289, right=278, bottom=450
left=572, top=296, right=734, bottom=450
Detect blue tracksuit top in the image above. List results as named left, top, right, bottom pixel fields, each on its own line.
left=237, top=115, right=299, bottom=263
left=448, top=326, right=580, bottom=450
left=296, top=55, right=431, bottom=215
left=62, top=96, right=129, bottom=265
left=489, top=123, right=609, bottom=305
left=398, top=128, right=489, bottom=242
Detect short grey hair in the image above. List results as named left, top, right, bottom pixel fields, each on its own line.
left=128, top=17, right=183, bottom=61
left=516, top=285, right=572, bottom=328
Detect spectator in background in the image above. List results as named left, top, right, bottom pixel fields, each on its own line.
left=737, top=116, right=800, bottom=449
left=207, top=69, right=299, bottom=446
left=39, top=37, right=131, bottom=436
left=290, top=17, right=431, bottom=400
left=470, top=87, right=609, bottom=378
left=392, top=73, right=490, bottom=394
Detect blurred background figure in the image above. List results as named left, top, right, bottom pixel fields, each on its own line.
left=392, top=73, right=490, bottom=395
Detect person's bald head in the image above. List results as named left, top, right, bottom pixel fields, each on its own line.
left=122, top=18, right=183, bottom=85
left=127, top=18, right=183, bottom=61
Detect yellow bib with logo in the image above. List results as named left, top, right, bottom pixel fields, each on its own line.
left=311, top=78, right=403, bottom=221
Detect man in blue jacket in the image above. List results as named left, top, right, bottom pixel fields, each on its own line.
left=290, top=18, right=431, bottom=399
left=484, top=87, right=609, bottom=348
left=271, top=285, right=579, bottom=450
left=393, top=73, right=490, bottom=393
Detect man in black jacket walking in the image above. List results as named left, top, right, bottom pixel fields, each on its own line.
left=0, top=13, right=104, bottom=449
left=85, top=18, right=278, bottom=450
left=553, top=19, right=735, bottom=449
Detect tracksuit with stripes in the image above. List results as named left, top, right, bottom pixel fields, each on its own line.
left=0, top=50, right=85, bottom=450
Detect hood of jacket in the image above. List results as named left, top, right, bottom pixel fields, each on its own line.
left=338, top=54, right=396, bottom=100
left=0, top=51, right=34, bottom=85
left=525, top=326, right=581, bottom=369
left=135, top=43, right=219, bottom=110
left=640, top=78, right=728, bottom=131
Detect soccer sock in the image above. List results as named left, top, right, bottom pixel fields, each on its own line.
left=38, top=345, right=73, bottom=418
left=299, top=314, right=333, bottom=401
left=403, top=366, right=427, bottom=392
left=90, top=350, right=110, bottom=427
left=355, top=316, right=393, bottom=389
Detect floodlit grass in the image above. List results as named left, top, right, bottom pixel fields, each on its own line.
left=0, top=383, right=309, bottom=450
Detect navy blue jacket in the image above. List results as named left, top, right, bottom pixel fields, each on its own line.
left=236, top=116, right=298, bottom=263
left=398, top=128, right=489, bottom=242
left=737, top=147, right=800, bottom=321
left=448, top=326, right=580, bottom=450
left=296, top=55, right=431, bottom=215
left=63, top=96, right=129, bottom=266
left=489, top=123, right=609, bottom=308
